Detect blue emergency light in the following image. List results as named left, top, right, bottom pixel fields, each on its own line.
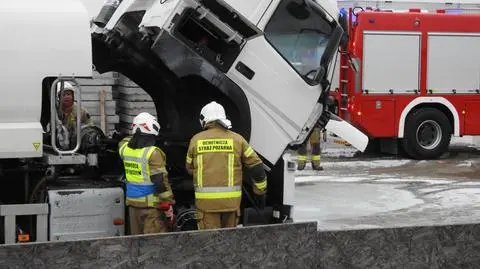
left=445, top=8, right=463, bottom=14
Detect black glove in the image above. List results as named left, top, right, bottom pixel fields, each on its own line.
left=255, top=194, right=266, bottom=210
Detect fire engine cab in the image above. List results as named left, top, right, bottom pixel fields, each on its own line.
left=331, top=7, right=480, bottom=159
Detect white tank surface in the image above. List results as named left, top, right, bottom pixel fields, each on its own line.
left=0, top=0, right=92, bottom=158
left=79, top=0, right=110, bottom=19
left=48, top=187, right=125, bottom=242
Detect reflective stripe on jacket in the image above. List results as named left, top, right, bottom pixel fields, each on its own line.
left=186, top=123, right=265, bottom=212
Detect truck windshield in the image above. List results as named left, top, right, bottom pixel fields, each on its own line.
left=264, top=0, right=335, bottom=83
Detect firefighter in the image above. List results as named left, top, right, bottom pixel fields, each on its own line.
left=186, top=101, right=267, bottom=230
left=57, top=82, right=94, bottom=129
left=118, top=112, right=174, bottom=235
left=297, top=125, right=324, bottom=171
left=54, top=81, right=94, bottom=150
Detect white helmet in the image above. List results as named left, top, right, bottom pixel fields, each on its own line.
left=199, top=101, right=232, bottom=129
left=56, top=81, right=75, bottom=97
left=131, top=112, right=160, bottom=136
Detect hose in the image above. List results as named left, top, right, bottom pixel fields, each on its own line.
left=28, top=176, right=49, bottom=204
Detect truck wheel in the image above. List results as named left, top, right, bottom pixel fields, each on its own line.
left=401, top=108, right=451, bottom=159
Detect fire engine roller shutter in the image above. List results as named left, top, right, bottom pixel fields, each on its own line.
left=362, top=31, right=421, bottom=95
left=426, top=33, right=480, bottom=94
left=361, top=100, right=396, bottom=137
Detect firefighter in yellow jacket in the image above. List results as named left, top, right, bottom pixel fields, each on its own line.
left=186, top=101, right=267, bottom=230
left=118, top=112, right=174, bottom=235
left=297, top=125, right=324, bottom=171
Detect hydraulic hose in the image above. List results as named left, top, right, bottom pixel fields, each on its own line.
left=28, top=176, right=50, bottom=204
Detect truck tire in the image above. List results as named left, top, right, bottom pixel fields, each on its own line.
left=401, top=108, right=451, bottom=159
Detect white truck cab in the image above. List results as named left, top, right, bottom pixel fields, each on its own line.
left=92, top=0, right=366, bottom=163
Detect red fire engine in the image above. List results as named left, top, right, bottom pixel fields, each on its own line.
left=330, top=7, right=480, bottom=159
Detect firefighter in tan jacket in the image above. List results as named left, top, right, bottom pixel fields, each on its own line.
left=186, top=101, right=267, bottom=230
left=118, top=112, right=174, bottom=235
left=297, top=124, right=324, bottom=171
left=53, top=82, right=94, bottom=150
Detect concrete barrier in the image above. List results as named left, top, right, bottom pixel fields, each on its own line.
left=317, top=223, right=480, bottom=268
left=0, top=222, right=318, bottom=269
left=1, top=222, right=480, bottom=269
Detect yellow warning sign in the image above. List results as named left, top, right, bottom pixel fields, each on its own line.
left=33, top=142, right=41, bottom=151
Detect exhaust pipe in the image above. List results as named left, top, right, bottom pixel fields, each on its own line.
left=93, top=0, right=123, bottom=28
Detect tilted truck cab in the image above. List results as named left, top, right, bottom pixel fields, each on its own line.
left=92, top=0, right=345, bottom=162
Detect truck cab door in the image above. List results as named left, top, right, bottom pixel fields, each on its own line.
left=225, top=1, right=338, bottom=162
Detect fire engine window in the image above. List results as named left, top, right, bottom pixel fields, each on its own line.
left=264, top=0, right=334, bottom=82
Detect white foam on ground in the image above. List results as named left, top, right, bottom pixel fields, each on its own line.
left=296, top=174, right=455, bottom=185
left=423, top=188, right=480, bottom=208
left=417, top=187, right=447, bottom=194
left=373, top=177, right=454, bottom=184
left=320, top=159, right=411, bottom=169
left=295, top=175, right=369, bottom=184
left=321, top=147, right=358, bottom=158
left=455, top=181, right=480, bottom=186
left=294, top=182, right=424, bottom=221
left=456, top=161, right=473, bottom=167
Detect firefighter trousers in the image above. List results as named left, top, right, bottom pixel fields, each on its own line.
left=196, top=209, right=239, bottom=230
left=128, top=207, right=168, bottom=235
left=297, top=127, right=322, bottom=170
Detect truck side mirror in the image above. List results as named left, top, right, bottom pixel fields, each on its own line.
left=338, top=13, right=349, bottom=47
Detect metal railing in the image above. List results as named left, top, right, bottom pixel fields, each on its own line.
left=1, top=204, right=49, bottom=244
left=50, top=78, right=82, bottom=155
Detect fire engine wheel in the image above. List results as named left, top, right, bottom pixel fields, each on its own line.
left=402, top=108, right=451, bottom=160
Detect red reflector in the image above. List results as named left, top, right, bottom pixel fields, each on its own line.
left=437, top=9, right=446, bottom=13
left=18, top=234, right=30, bottom=242
left=113, top=218, right=124, bottom=225
left=409, top=8, right=421, bottom=13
